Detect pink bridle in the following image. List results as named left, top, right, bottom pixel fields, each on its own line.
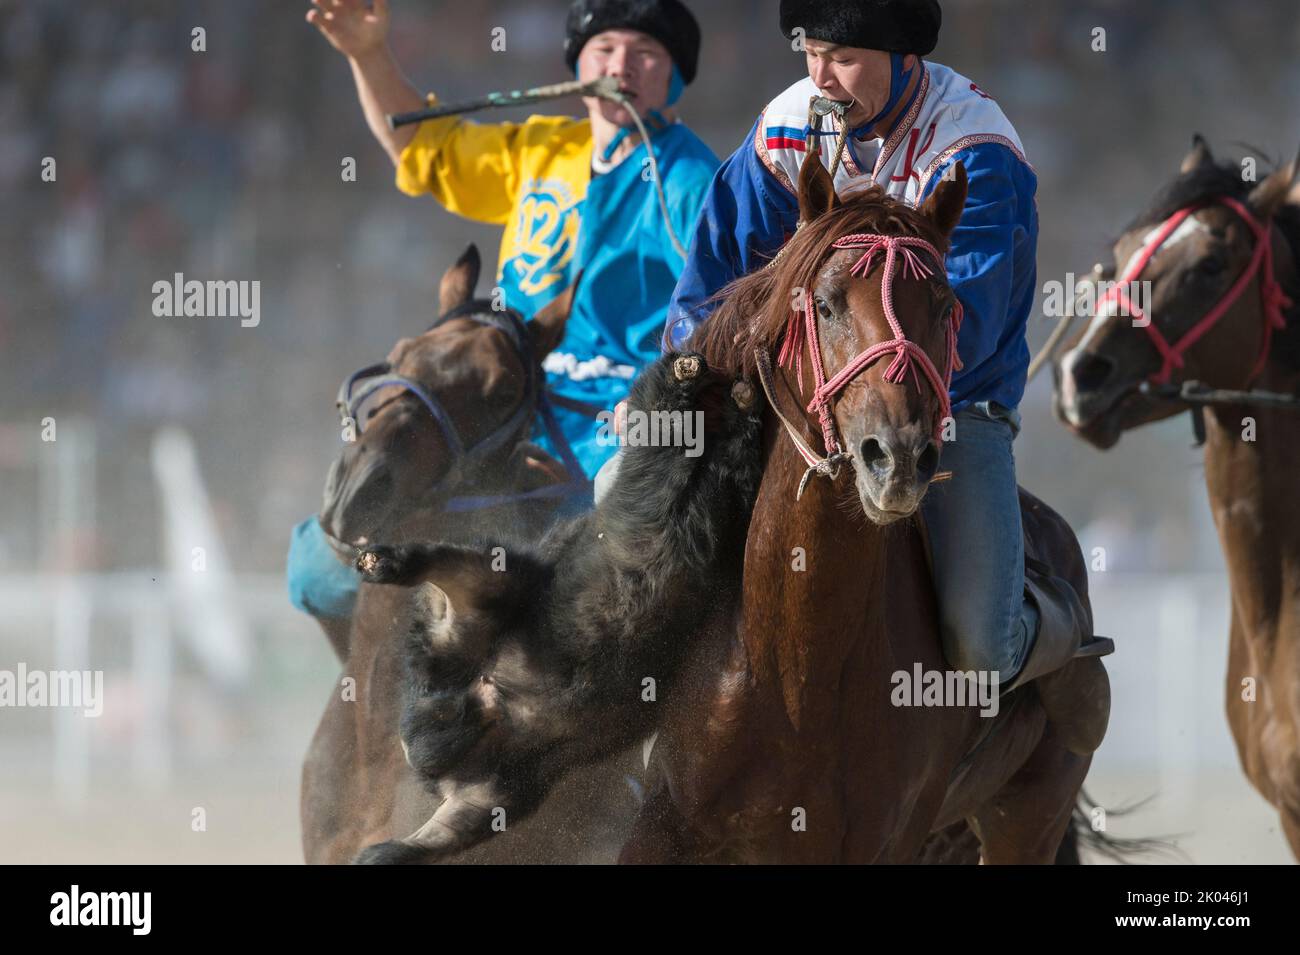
left=774, top=232, right=963, bottom=475
left=1095, top=196, right=1293, bottom=386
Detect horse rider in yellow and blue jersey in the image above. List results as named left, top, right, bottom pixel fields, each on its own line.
left=289, top=0, right=718, bottom=623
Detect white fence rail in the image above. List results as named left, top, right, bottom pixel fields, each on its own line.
left=0, top=572, right=320, bottom=807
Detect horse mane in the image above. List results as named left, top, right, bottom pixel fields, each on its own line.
left=1124, top=155, right=1300, bottom=372
left=1123, top=159, right=1254, bottom=234
left=692, top=185, right=947, bottom=378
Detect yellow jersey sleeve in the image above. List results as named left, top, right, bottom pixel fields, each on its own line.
left=394, top=96, right=526, bottom=225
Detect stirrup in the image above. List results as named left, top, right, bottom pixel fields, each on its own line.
left=1002, top=566, right=1090, bottom=693
left=1075, top=635, right=1114, bottom=659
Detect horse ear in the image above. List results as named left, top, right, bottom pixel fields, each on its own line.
left=918, top=161, right=967, bottom=238
left=1247, top=150, right=1300, bottom=221
left=527, top=270, right=581, bottom=357
left=1180, top=134, right=1214, bottom=174
left=797, top=146, right=841, bottom=224
left=439, top=244, right=481, bottom=315
left=1284, top=144, right=1300, bottom=208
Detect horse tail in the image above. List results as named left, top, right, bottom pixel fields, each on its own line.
left=1057, top=787, right=1180, bottom=864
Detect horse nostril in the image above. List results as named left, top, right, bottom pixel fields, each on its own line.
left=327, top=463, right=393, bottom=543
left=859, top=436, right=892, bottom=478
left=916, top=441, right=940, bottom=482
left=1071, top=351, right=1117, bottom=393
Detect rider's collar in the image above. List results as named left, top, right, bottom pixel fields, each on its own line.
left=594, top=109, right=673, bottom=170
left=846, top=53, right=920, bottom=142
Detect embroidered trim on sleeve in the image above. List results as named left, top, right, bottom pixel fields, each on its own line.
left=915, top=134, right=1031, bottom=198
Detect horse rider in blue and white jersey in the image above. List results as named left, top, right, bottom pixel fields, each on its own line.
left=664, top=0, right=1096, bottom=696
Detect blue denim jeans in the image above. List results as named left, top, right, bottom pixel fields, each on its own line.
left=919, top=400, right=1038, bottom=681
left=286, top=516, right=360, bottom=620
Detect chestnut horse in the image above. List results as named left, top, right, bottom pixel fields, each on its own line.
left=301, top=246, right=644, bottom=864
left=616, top=153, right=1112, bottom=863
left=1054, top=137, right=1300, bottom=858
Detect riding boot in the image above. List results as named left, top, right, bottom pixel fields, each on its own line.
left=1004, top=563, right=1090, bottom=692
left=1003, top=559, right=1113, bottom=755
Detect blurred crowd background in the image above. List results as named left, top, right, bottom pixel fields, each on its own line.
left=1, top=0, right=1298, bottom=862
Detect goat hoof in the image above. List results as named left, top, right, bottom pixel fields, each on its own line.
left=673, top=355, right=703, bottom=381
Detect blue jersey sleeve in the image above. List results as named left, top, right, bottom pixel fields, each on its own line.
left=662, top=119, right=800, bottom=350
left=920, top=142, right=1038, bottom=398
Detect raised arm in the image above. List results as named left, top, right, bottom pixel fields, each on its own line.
left=306, top=0, right=424, bottom=165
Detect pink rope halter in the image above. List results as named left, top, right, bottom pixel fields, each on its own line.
left=1096, top=195, right=1293, bottom=386
left=775, top=232, right=963, bottom=471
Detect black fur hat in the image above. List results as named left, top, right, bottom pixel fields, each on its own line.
left=563, top=0, right=701, bottom=84
left=779, top=0, right=942, bottom=56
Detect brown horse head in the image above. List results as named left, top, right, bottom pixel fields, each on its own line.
left=696, top=149, right=968, bottom=523
left=319, top=244, right=576, bottom=551
left=1055, top=136, right=1300, bottom=448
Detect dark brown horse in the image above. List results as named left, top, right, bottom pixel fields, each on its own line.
left=613, top=153, right=1112, bottom=863
left=307, top=245, right=573, bottom=663
left=1054, top=137, right=1300, bottom=858
left=301, top=246, right=643, bottom=864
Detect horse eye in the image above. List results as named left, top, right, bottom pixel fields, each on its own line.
left=815, top=297, right=832, bottom=318
left=1196, top=256, right=1226, bottom=277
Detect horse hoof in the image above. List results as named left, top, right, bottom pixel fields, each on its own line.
left=352, top=840, right=424, bottom=865
left=732, top=380, right=756, bottom=411
left=674, top=355, right=703, bottom=381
